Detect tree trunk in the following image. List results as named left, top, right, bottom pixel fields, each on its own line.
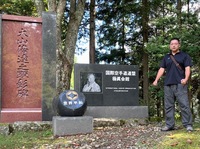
left=186, top=0, right=193, bottom=114
left=187, top=0, right=189, bottom=19
left=177, top=0, right=182, bottom=30
left=90, top=0, right=95, bottom=64
left=48, top=0, right=57, bottom=11
left=33, top=0, right=86, bottom=94
left=58, top=0, right=86, bottom=93
left=142, top=0, right=149, bottom=107
left=32, top=0, right=45, bottom=16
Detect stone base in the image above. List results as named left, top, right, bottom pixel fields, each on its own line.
left=0, top=108, right=42, bottom=123
left=84, top=106, right=148, bottom=119
left=53, top=116, right=93, bottom=136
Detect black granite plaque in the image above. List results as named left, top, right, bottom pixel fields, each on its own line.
left=74, top=64, right=139, bottom=106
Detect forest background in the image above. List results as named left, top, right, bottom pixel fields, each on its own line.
left=0, top=0, right=200, bottom=121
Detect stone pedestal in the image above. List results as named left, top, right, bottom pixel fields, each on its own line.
left=84, top=106, right=148, bottom=119
left=53, top=116, right=93, bottom=136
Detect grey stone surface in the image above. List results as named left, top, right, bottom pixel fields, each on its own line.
left=12, top=121, right=52, bottom=132
left=53, top=116, right=93, bottom=136
left=42, top=12, right=57, bottom=121
left=0, top=125, right=10, bottom=135
left=93, top=118, right=122, bottom=127
left=84, top=106, right=148, bottom=119
left=0, top=15, right=2, bottom=110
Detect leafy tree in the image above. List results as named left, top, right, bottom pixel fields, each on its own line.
left=33, top=0, right=86, bottom=94
left=95, top=0, right=151, bottom=107
left=0, top=0, right=36, bottom=16
left=96, top=0, right=141, bottom=65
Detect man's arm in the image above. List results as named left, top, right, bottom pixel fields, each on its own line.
left=181, top=66, right=191, bottom=85
left=153, top=68, right=165, bottom=86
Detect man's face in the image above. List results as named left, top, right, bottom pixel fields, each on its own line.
left=88, top=74, right=95, bottom=83
left=170, top=39, right=180, bottom=53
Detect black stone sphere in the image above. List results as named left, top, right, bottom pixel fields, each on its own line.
left=57, top=90, right=87, bottom=116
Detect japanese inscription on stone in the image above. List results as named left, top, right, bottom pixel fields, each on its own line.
left=105, top=70, right=136, bottom=93
left=16, top=28, right=29, bottom=98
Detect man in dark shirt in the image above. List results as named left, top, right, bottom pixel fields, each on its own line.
left=153, top=37, right=193, bottom=132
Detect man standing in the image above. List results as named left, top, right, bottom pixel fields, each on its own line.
left=153, top=37, right=193, bottom=132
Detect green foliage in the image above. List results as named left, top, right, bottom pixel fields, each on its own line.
left=96, top=0, right=141, bottom=65
left=70, top=67, right=75, bottom=90
left=0, top=0, right=37, bottom=16
left=0, top=129, right=53, bottom=148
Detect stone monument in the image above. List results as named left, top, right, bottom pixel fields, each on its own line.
left=74, top=64, right=148, bottom=119
left=0, top=13, right=56, bottom=122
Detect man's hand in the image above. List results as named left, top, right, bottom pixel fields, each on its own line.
left=181, top=79, right=187, bottom=85
left=152, top=68, right=165, bottom=87
left=152, top=80, right=158, bottom=86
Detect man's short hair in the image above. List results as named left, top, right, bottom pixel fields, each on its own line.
left=170, top=37, right=180, bottom=44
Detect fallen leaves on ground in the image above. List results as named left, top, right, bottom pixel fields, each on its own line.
left=170, top=142, right=178, bottom=147
left=36, top=124, right=168, bottom=149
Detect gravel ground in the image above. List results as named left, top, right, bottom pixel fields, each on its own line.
left=37, top=120, right=168, bottom=149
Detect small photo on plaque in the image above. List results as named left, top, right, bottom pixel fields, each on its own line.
left=80, top=72, right=102, bottom=93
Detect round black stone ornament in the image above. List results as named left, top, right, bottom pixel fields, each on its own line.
left=57, top=90, right=87, bottom=116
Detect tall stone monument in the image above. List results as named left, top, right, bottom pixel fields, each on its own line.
left=0, top=12, right=56, bottom=122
